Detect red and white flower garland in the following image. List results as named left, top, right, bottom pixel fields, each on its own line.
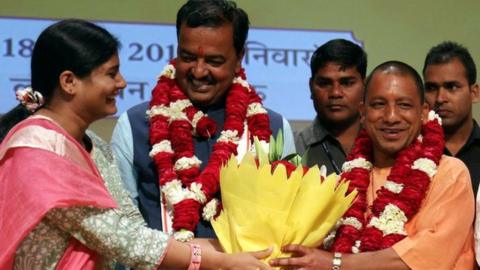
left=148, top=60, right=272, bottom=241
left=329, top=111, right=444, bottom=253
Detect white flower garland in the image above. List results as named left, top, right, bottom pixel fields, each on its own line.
left=233, top=76, right=251, bottom=90
left=174, top=230, right=194, bottom=242
left=336, top=111, right=442, bottom=250
left=202, top=198, right=219, bottom=221
left=216, top=130, right=241, bottom=144
left=162, top=179, right=206, bottom=205
left=341, top=217, right=363, bottom=230
left=342, top=157, right=372, bottom=172
left=174, top=156, right=202, bottom=171
left=412, top=158, right=437, bottom=178
left=247, top=102, right=268, bottom=117
left=158, top=63, right=175, bottom=80
left=150, top=62, right=271, bottom=241
left=368, top=204, right=407, bottom=236
left=189, top=183, right=207, bottom=204
left=428, top=110, right=442, bottom=125
left=384, top=180, right=404, bottom=194
left=162, top=180, right=189, bottom=205
left=146, top=105, right=170, bottom=119
left=149, top=140, right=174, bottom=157
left=352, top=240, right=362, bottom=254
left=191, top=111, right=206, bottom=135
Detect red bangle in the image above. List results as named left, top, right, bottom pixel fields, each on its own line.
left=188, top=243, right=201, bottom=270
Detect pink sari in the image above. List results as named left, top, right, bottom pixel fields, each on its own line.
left=0, top=117, right=117, bottom=269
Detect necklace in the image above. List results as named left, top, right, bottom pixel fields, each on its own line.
left=331, top=111, right=444, bottom=253
left=148, top=60, right=272, bottom=241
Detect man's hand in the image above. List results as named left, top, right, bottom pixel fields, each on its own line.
left=269, top=244, right=332, bottom=270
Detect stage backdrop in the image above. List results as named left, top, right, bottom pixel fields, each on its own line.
left=1, top=0, right=479, bottom=140
left=0, top=17, right=361, bottom=121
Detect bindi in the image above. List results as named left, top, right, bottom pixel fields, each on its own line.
left=197, top=46, right=205, bottom=57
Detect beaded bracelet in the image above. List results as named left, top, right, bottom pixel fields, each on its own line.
left=332, top=252, right=342, bottom=270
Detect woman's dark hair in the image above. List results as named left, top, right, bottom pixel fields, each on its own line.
left=0, top=19, right=119, bottom=142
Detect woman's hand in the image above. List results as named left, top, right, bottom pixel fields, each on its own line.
left=210, top=247, right=273, bottom=270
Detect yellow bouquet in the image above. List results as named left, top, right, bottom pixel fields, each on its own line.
left=211, top=135, right=357, bottom=261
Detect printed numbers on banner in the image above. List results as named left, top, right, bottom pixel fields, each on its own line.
left=3, top=38, right=35, bottom=58
left=128, top=43, right=175, bottom=62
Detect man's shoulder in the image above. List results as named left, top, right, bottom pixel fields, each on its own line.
left=126, top=101, right=149, bottom=116
left=295, top=121, right=318, bottom=143
left=471, top=120, right=480, bottom=140
left=265, top=107, right=281, bottom=117
left=439, top=155, right=469, bottom=170
left=436, top=155, right=471, bottom=185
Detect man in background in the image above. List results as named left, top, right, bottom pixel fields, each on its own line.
left=295, top=39, right=366, bottom=174
left=423, top=41, right=480, bottom=196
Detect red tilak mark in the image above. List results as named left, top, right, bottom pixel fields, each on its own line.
left=197, top=46, right=205, bottom=57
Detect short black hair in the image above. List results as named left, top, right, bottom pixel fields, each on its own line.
left=176, top=0, right=249, bottom=56
left=423, top=41, right=477, bottom=85
left=310, top=39, right=367, bottom=78
left=365, top=60, right=424, bottom=104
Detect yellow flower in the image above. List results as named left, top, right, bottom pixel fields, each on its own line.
left=211, top=153, right=357, bottom=261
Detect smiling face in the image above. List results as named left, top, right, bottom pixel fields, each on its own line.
left=424, top=58, right=479, bottom=132
left=175, top=23, right=243, bottom=107
left=362, top=72, right=428, bottom=165
left=74, top=53, right=126, bottom=122
left=310, top=62, right=364, bottom=126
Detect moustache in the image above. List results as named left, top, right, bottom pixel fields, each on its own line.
left=187, top=73, right=215, bottom=85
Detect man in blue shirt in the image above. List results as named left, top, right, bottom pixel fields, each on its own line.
left=111, top=0, right=294, bottom=239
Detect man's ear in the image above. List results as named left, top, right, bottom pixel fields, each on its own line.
left=470, top=83, right=479, bottom=103
left=421, top=102, right=429, bottom=125
left=58, top=70, right=77, bottom=96
left=235, top=49, right=245, bottom=74
left=309, top=77, right=314, bottom=100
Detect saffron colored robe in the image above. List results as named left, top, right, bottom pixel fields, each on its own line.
left=369, top=156, right=475, bottom=270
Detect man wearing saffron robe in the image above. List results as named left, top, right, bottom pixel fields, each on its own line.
left=271, top=61, right=475, bottom=270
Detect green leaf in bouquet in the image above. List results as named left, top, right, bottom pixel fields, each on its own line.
left=254, top=136, right=269, bottom=166
left=281, top=153, right=297, bottom=162
left=301, top=148, right=310, bottom=167
left=275, top=129, right=284, bottom=160
left=289, top=154, right=303, bottom=167
left=268, top=134, right=276, bottom=162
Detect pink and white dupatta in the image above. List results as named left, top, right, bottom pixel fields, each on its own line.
left=0, top=117, right=117, bottom=269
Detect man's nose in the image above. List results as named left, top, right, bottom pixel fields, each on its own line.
left=436, top=88, right=448, bottom=104
left=191, top=60, right=208, bottom=79
left=329, top=83, right=343, bottom=98
left=384, top=104, right=400, bottom=123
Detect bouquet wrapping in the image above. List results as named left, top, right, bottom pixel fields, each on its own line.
left=211, top=152, right=357, bottom=260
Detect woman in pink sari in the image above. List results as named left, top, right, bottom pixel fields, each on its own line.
left=0, top=19, right=271, bottom=270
